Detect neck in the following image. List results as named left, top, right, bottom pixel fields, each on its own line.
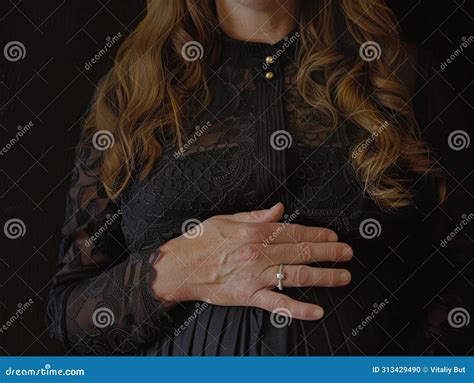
left=216, top=0, right=298, bottom=44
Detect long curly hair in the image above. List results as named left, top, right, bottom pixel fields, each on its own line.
left=84, top=0, right=445, bottom=209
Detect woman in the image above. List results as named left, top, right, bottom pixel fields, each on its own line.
left=46, top=0, right=472, bottom=355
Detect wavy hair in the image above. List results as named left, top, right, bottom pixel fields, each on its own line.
left=84, top=0, right=445, bottom=209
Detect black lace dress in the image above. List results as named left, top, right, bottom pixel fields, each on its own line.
left=46, top=31, right=473, bottom=356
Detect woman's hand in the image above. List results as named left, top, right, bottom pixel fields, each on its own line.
left=151, top=203, right=353, bottom=320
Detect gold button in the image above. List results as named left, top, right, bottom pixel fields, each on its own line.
left=265, top=71, right=274, bottom=80
left=265, top=55, right=274, bottom=65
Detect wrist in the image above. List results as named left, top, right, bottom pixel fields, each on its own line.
left=151, top=243, right=189, bottom=304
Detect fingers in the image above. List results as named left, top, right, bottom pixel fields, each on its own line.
left=260, top=242, right=353, bottom=264
left=262, top=265, right=351, bottom=288
left=228, top=202, right=285, bottom=223
left=237, top=222, right=338, bottom=244
left=222, top=203, right=338, bottom=243
left=251, top=289, right=324, bottom=321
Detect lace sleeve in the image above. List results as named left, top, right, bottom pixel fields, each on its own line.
left=46, top=97, right=173, bottom=355
left=413, top=52, right=474, bottom=355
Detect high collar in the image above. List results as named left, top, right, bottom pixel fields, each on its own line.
left=218, top=27, right=300, bottom=68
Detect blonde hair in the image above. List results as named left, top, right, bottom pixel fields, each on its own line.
left=85, top=0, right=445, bottom=208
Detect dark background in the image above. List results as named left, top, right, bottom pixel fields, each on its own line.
left=0, top=0, right=472, bottom=356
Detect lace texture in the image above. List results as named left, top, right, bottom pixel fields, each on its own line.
left=46, top=31, right=472, bottom=355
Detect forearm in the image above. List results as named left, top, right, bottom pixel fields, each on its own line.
left=48, top=247, right=173, bottom=355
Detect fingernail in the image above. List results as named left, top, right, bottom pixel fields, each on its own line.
left=314, top=307, right=324, bottom=319
left=339, top=271, right=351, bottom=283
left=343, top=246, right=353, bottom=258
left=270, top=202, right=280, bottom=210
left=329, top=232, right=338, bottom=242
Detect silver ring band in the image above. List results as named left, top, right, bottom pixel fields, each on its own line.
left=276, top=264, right=285, bottom=291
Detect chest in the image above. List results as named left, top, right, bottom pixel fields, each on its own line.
left=119, top=68, right=391, bottom=251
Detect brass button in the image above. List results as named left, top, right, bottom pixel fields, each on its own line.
left=265, top=71, right=274, bottom=80
left=265, top=55, right=274, bottom=65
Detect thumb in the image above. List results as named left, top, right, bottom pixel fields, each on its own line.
left=229, top=202, right=284, bottom=223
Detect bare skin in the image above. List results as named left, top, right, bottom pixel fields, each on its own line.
left=152, top=1, right=352, bottom=321
left=153, top=203, right=353, bottom=320
left=215, top=0, right=299, bottom=44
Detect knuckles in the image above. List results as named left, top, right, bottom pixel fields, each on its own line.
left=237, top=224, right=262, bottom=241
left=239, top=243, right=263, bottom=262
left=326, top=270, right=338, bottom=286
left=289, top=224, right=303, bottom=243
left=330, top=243, right=341, bottom=260
left=295, top=266, right=310, bottom=286
left=297, top=242, right=311, bottom=260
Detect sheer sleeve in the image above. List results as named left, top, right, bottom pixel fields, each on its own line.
left=46, top=96, right=173, bottom=355
left=413, top=51, right=474, bottom=355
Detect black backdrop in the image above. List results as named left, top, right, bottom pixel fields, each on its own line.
left=0, top=0, right=472, bottom=356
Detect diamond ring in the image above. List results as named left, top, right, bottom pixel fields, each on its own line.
left=276, top=264, right=285, bottom=291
